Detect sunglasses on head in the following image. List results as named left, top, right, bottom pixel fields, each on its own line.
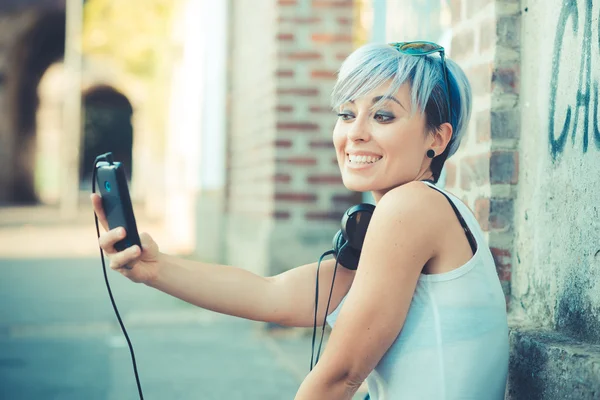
left=389, top=41, right=452, bottom=125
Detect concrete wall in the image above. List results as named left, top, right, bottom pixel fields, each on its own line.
left=513, top=0, right=600, bottom=343
left=506, top=0, right=600, bottom=397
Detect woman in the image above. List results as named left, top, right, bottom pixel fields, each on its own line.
left=92, top=42, right=509, bottom=399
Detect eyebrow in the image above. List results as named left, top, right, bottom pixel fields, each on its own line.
left=349, top=95, right=406, bottom=111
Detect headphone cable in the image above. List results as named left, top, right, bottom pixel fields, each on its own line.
left=93, top=156, right=144, bottom=400
left=310, top=241, right=348, bottom=371
left=310, top=249, right=334, bottom=371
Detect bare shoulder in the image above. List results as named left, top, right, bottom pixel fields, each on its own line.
left=376, top=180, right=448, bottom=223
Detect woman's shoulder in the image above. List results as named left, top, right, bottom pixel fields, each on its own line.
left=377, top=181, right=464, bottom=234
left=379, top=181, right=451, bottom=214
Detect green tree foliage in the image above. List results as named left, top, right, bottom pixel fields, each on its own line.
left=82, top=0, right=175, bottom=78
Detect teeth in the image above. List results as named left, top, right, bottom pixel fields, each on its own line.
left=348, top=154, right=382, bottom=164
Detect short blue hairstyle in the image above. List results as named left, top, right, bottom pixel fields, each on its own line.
left=331, top=43, right=472, bottom=182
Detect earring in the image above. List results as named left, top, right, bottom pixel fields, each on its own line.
left=426, top=149, right=435, bottom=159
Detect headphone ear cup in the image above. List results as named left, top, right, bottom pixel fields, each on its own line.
left=332, top=229, right=360, bottom=271
left=341, top=203, right=375, bottom=251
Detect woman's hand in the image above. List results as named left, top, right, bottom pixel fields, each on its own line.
left=91, top=193, right=162, bottom=285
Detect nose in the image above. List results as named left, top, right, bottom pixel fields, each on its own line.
left=347, top=115, right=371, bottom=142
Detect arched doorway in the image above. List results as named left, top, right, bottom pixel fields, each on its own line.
left=80, top=85, right=134, bottom=188
left=6, top=9, right=65, bottom=204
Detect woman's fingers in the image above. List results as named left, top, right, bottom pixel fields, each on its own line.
left=109, top=245, right=141, bottom=271
left=98, top=227, right=126, bottom=254
left=90, top=193, right=109, bottom=231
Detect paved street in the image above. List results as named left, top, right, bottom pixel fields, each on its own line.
left=0, top=256, right=316, bottom=399
left=0, top=202, right=372, bottom=400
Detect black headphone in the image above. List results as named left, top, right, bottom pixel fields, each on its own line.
left=332, top=203, right=375, bottom=270
left=310, top=202, right=375, bottom=371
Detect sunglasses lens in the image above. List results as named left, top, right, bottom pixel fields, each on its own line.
left=399, top=42, right=440, bottom=53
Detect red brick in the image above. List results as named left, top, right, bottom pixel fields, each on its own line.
left=278, top=0, right=297, bottom=4
left=276, top=105, right=293, bottom=113
left=336, top=52, right=350, bottom=61
left=474, top=197, right=490, bottom=231
left=490, top=247, right=512, bottom=281
left=277, top=157, right=318, bottom=166
left=273, top=173, right=291, bottom=183
left=274, top=139, right=292, bottom=148
left=275, top=192, right=317, bottom=202
left=285, top=51, right=322, bottom=60
left=309, top=105, right=334, bottom=113
left=277, top=33, right=294, bottom=41
left=307, top=175, right=343, bottom=184
left=489, top=198, right=514, bottom=231
left=331, top=192, right=362, bottom=208
left=491, top=109, right=520, bottom=139
left=277, top=88, right=319, bottom=96
left=459, top=153, right=490, bottom=190
left=444, top=161, right=457, bottom=188
left=276, top=122, right=319, bottom=131
left=309, top=140, right=334, bottom=149
left=311, top=33, right=352, bottom=43
left=312, top=0, right=352, bottom=7
left=273, top=211, right=291, bottom=220
left=278, top=16, right=321, bottom=24
left=337, top=17, right=351, bottom=25
left=276, top=69, right=294, bottom=77
left=305, top=211, right=343, bottom=221
left=476, top=110, right=491, bottom=143
left=311, top=69, right=337, bottom=79
left=492, top=65, right=520, bottom=94
left=490, top=151, right=518, bottom=184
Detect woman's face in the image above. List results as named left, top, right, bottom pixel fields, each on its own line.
left=333, top=80, right=435, bottom=202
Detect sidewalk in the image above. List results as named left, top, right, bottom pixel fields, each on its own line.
left=0, top=196, right=180, bottom=259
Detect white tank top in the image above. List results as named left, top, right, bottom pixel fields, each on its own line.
left=326, top=181, right=509, bottom=399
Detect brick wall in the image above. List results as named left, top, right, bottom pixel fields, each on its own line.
left=448, top=0, right=520, bottom=299
left=274, top=0, right=356, bottom=224
left=225, top=0, right=356, bottom=277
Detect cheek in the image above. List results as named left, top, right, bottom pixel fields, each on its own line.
left=332, top=123, right=346, bottom=152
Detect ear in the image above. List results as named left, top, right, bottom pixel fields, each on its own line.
left=429, top=122, right=453, bottom=156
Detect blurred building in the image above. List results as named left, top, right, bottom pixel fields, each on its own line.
left=0, top=0, right=598, bottom=398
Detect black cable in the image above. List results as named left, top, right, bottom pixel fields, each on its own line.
left=310, top=249, right=334, bottom=371
left=93, top=155, right=144, bottom=400
left=316, top=242, right=346, bottom=366
left=310, top=241, right=349, bottom=371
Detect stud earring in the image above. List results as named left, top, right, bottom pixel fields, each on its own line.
left=426, top=149, right=435, bottom=159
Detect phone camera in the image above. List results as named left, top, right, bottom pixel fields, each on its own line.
left=104, top=181, right=111, bottom=192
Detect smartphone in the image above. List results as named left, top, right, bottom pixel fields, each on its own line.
left=95, top=160, right=141, bottom=252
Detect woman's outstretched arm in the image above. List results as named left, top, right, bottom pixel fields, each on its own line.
left=148, top=254, right=355, bottom=327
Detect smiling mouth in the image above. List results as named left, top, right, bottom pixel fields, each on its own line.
left=346, top=154, right=383, bottom=165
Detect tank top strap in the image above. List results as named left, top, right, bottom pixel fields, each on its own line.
left=420, top=180, right=478, bottom=255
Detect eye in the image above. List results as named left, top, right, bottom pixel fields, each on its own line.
left=373, top=112, right=394, bottom=123
left=337, top=111, right=355, bottom=121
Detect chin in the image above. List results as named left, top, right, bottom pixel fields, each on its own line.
left=341, top=175, right=379, bottom=193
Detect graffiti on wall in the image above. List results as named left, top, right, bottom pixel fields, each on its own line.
left=548, top=0, right=600, bottom=160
